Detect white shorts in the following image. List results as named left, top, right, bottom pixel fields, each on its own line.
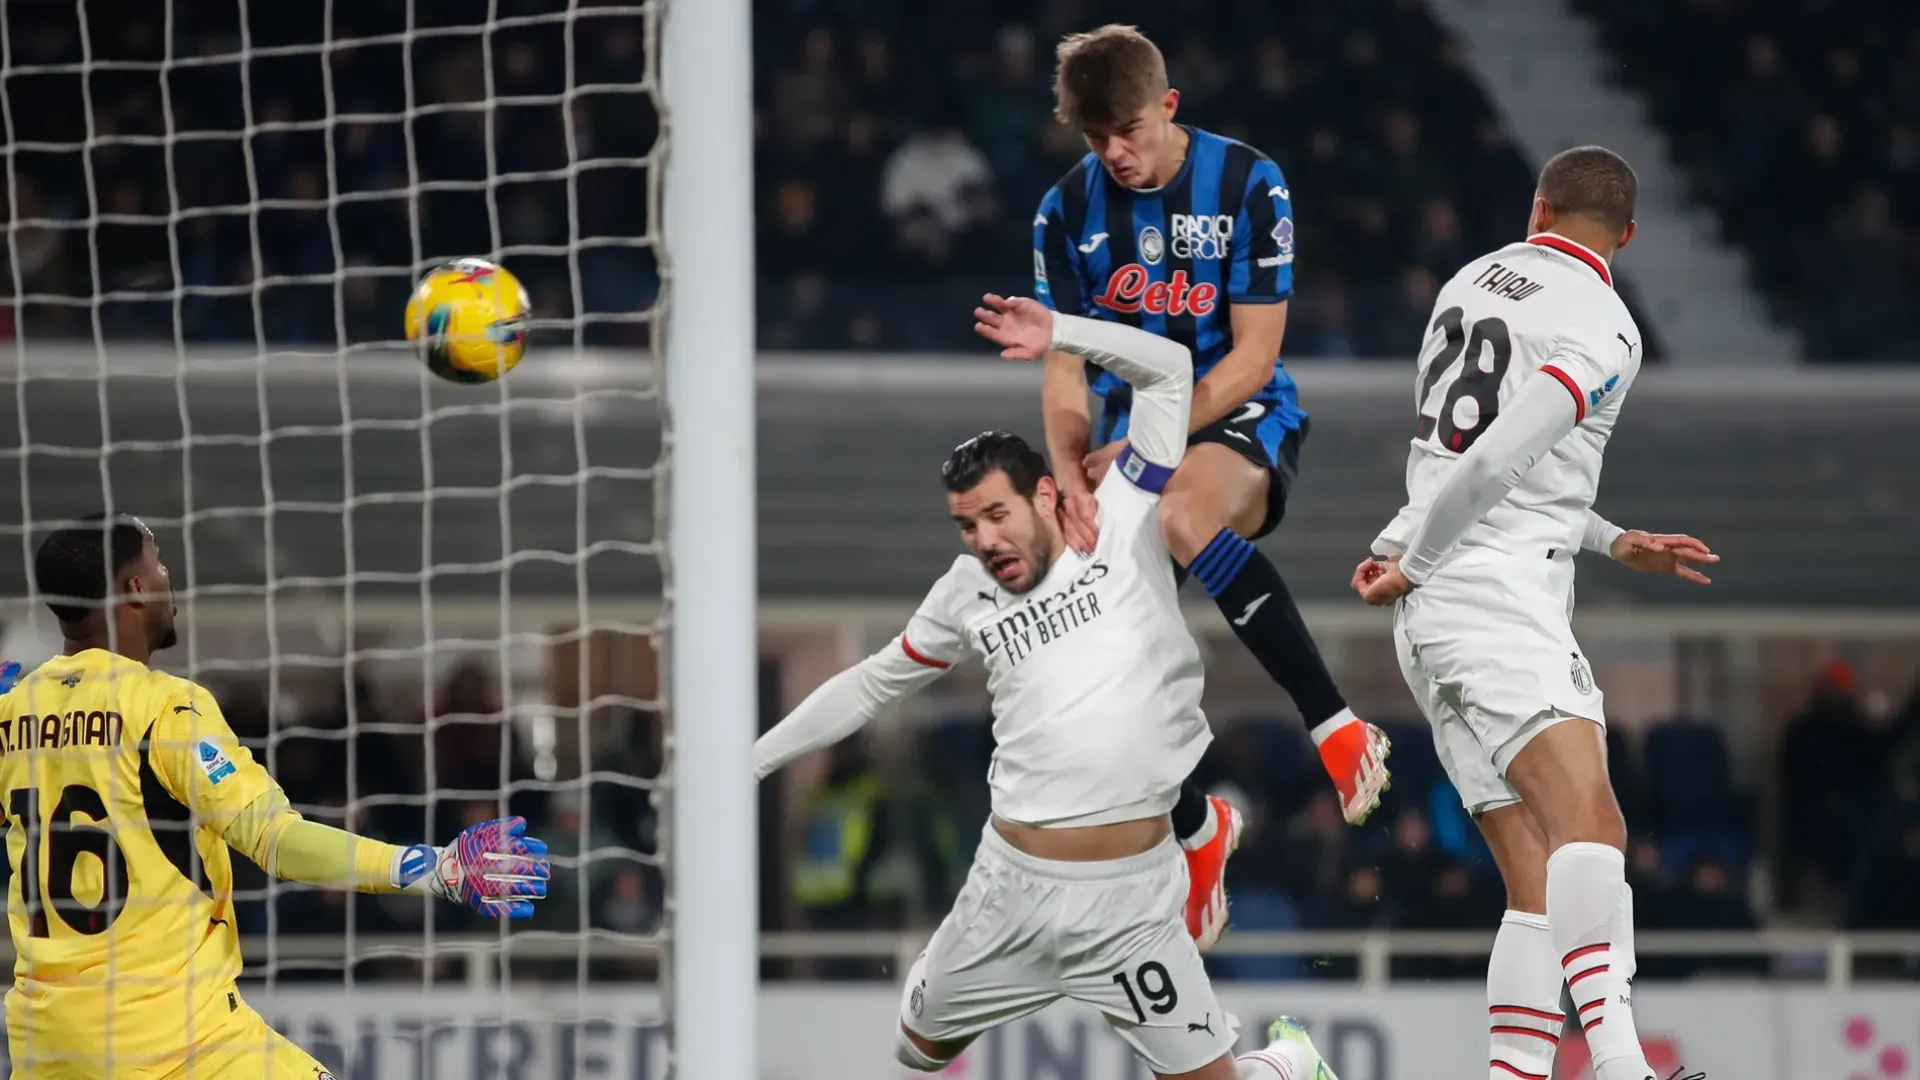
left=901, top=824, right=1236, bottom=1074
left=1393, top=550, right=1606, bottom=815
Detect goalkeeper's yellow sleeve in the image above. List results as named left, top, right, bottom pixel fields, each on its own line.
left=223, top=787, right=409, bottom=894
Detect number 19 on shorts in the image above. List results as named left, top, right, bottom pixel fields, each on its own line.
left=1112, top=961, right=1179, bottom=1022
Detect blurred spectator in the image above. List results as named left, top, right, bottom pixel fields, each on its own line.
left=1627, top=836, right=1667, bottom=901
left=1885, top=679, right=1920, bottom=803
left=432, top=659, right=507, bottom=795
left=1807, top=187, right=1907, bottom=359
left=1359, top=265, right=1440, bottom=356
left=1381, top=810, right=1443, bottom=918
left=1322, top=864, right=1391, bottom=930
left=769, top=28, right=848, bottom=154
left=1647, top=857, right=1757, bottom=931
left=1285, top=278, right=1359, bottom=358
left=790, top=735, right=891, bottom=935
left=1846, top=815, right=1920, bottom=930
left=964, top=25, right=1052, bottom=181
left=594, top=867, right=662, bottom=936
left=1413, top=198, right=1471, bottom=279
left=1274, top=791, right=1356, bottom=920
left=1780, top=660, right=1880, bottom=901
left=1642, top=855, right=1764, bottom=978
left=880, top=120, right=998, bottom=266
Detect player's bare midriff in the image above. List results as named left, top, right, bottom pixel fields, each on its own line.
left=990, top=813, right=1171, bottom=861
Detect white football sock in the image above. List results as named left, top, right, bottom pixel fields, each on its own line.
left=1308, top=707, right=1359, bottom=745
left=1547, top=843, right=1653, bottom=1080
left=1237, top=1043, right=1312, bottom=1079
left=1487, top=910, right=1563, bottom=1080
left=1615, top=882, right=1640, bottom=989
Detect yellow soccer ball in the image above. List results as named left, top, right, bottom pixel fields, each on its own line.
left=403, top=258, right=531, bottom=383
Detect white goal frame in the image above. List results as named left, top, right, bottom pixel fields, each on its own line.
left=661, top=0, right=758, bottom=1076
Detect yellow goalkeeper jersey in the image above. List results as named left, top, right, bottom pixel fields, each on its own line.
left=0, top=649, right=279, bottom=1073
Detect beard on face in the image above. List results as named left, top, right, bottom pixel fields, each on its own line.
left=973, top=516, right=1060, bottom=594
left=151, top=604, right=179, bottom=652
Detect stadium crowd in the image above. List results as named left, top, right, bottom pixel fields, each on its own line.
left=7, top=0, right=1917, bottom=359
left=7, top=0, right=1594, bottom=359
left=1577, top=0, right=1920, bottom=360
left=774, top=659, right=1920, bottom=981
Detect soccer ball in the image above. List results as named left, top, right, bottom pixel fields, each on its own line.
left=403, top=258, right=531, bottom=383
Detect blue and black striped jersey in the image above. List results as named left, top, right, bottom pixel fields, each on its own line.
left=1033, top=126, right=1305, bottom=441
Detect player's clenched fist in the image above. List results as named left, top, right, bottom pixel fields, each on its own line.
left=1351, top=555, right=1414, bottom=606
left=973, top=293, right=1053, bottom=361
left=396, top=815, right=552, bottom=919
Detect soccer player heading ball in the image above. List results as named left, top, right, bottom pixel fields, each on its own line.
left=1, top=514, right=551, bottom=1077
left=1032, top=23, right=1390, bottom=943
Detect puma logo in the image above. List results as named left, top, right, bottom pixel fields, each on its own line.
left=1187, top=1015, right=1214, bottom=1035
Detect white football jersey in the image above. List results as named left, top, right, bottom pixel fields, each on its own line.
left=1375, top=234, right=1642, bottom=563
left=898, top=468, right=1209, bottom=827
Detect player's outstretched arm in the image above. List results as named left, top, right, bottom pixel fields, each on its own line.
left=976, top=295, right=1193, bottom=482
left=754, top=574, right=968, bottom=780
left=153, top=686, right=549, bottom=918
left=753, top=634, right=953, bottom=781
left=226, top=793, right=551, bottom=919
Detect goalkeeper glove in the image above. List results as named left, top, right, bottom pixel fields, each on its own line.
left=0, top=662, right=19, bottom=694
left=395, top=815, right=550, bottom=919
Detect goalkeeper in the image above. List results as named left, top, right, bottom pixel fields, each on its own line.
left=0, top=513, right=550, bottom=1079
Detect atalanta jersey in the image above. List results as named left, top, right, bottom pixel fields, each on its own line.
left=1033, top=126, right=1305, bottom=442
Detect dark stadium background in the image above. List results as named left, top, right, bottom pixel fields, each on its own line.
left=1, top=0, right=1918, bottom=1000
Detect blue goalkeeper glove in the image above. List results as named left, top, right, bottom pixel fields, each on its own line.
left=0, top=662, right=20, bottom=694
left=395, top=815, right=551, bottom=919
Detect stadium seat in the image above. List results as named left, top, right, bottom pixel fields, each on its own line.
left=1643, top=719, right=1748, bottom=835
left=1570, top=0, right=1920, bottom=358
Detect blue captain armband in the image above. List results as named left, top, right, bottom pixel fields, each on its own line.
left=1115, top=444, right=1174, bottom=494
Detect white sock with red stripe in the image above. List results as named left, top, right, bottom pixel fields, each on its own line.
left=1547, top=842, right=1653, bottom=1080
left=1488, top=909, right=1563, bottom=1080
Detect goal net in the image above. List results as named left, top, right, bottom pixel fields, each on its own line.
left=0, top=1, right=686, bottom=1073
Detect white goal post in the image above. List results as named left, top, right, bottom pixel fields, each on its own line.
left=661, top=1, right=758, bottom=1079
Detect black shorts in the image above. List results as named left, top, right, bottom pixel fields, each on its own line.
left=1186, top=408, right=1308, bottom=540
left=1099, top=396, right=1309, bottom=541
